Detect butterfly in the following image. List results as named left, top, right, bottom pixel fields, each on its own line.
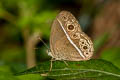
left=48, top=11, right=94, bottom=61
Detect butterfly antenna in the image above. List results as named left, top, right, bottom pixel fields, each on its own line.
left=37, top=37, right=50, bottom=50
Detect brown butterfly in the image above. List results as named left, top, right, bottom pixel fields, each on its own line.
left=48, top=11, right=94, bottom=61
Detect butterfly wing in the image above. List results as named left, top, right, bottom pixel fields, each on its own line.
left=50, top=11, right=94, bottom=61
left=50, top=17, right=66, bottom=59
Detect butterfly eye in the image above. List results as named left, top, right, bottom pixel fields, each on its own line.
left=68, top=25, right=74, bottom=30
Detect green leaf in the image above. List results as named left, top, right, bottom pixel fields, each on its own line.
left=17, top=74, right=44, bottom=80
left=16, top=59, right=120, bottom=80
left=0, top=65, right=43, bottom=80
left=0, top=65, right=19, bottom=80
left=0, top=71, right=19, bottom=80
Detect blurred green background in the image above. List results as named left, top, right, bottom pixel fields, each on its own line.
left=0, top=0, right=120, bottom=78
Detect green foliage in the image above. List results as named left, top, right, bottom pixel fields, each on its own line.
left=101, top=47, right=120, bottom=69
left=16, top=59, right=120, bottom=80
left=0, top=65, right=18, bottom=80
left=32, top=10, right=57, bottom=38
left=0, top=65, right=43, bottom=80
left=17, top=74, right=44, bottom=80
left=1, top=47, right=25, bottom=62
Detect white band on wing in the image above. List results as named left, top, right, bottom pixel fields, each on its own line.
left=57, top=19, right=85, bottom=59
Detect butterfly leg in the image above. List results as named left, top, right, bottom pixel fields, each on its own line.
left=63, top=61, right=74, bottom=73
left=50, top=58, right=56, bottom=71
left=41, top=58, right=55, bottom=76
left=63, top=60, right=69, bottom=67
